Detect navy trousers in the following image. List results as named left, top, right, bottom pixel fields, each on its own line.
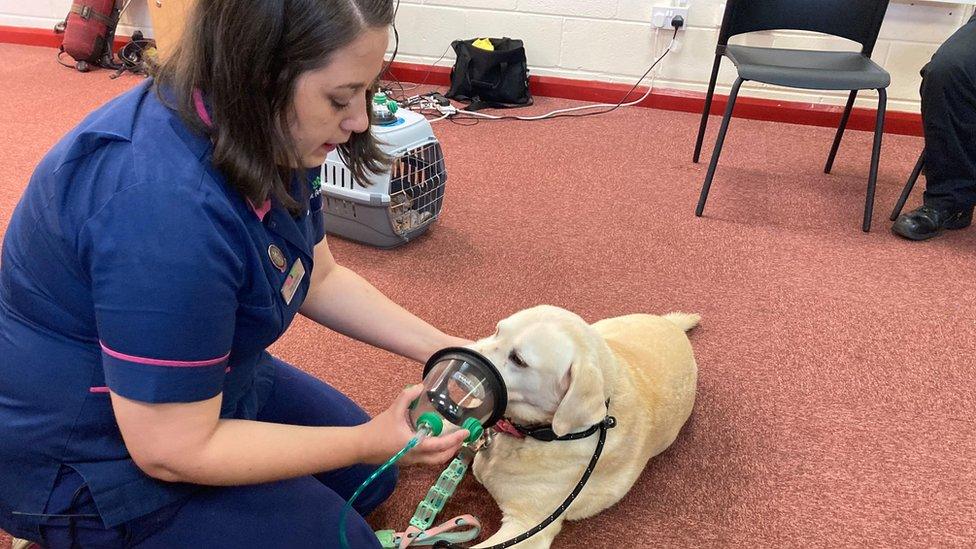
left=36, top=361, right=394, bottom=548
left=920, top=15, right=976, bottom=210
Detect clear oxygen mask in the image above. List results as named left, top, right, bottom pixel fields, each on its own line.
left=409, top=347, right=507, bottom=444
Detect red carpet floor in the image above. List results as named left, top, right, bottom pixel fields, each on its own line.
left=2, top=43, right=974, bottom=548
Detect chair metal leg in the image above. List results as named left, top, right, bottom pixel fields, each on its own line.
left=697, top=77, right=744, bottom=217
left=825, top=90, right=858, bottom=174
left=890, top=152, right=926, bottom=221
left=863, top=88, right=886, bottom=232
left=694, top=54, right=724, bottom=164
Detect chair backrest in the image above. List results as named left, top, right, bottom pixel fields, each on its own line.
left=717, top=0, right=890, bottom=55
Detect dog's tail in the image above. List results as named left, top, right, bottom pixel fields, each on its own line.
left=663, top=312, right=701, bottom=332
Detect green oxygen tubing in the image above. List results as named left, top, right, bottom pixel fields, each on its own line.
left=338, top=412, right=444, bottom=549
left=339, top=346, right=507, bottom=548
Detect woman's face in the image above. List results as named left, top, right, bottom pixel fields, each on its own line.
left=290, top=27, right=389, bottom=168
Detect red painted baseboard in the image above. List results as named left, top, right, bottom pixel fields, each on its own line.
left=3, top=25, right=922, bottom=137
left=386, top=60, right=922, bottom=137
left=0, top=24, right=129, bottom=52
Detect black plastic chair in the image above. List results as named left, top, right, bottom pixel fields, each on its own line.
left=693, top=0, right=891, bottom=232
left=890, top=151, right=925, bottom=220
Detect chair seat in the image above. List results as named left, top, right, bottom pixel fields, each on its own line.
left=725, top=45, right=890, bottom=90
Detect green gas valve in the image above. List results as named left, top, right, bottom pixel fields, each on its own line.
left=372, top=92, right=399, bottom=125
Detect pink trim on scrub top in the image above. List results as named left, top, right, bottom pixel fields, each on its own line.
left=193, top=88, right=270, bottom=220
left=100, top=341, right=230, bottom=367
left=192, top=88, right=213, bottom=128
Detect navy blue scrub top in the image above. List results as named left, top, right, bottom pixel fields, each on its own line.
left=0, top=79, right=327, bottom=538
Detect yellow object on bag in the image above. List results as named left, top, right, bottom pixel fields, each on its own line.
left=472, top=38, right=495, bottom=51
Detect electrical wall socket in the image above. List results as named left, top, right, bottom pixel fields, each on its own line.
left=651, top=6, right=690, bottom=29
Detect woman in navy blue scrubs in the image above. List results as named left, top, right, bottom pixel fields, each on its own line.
left=0, top=0, right=469, bottom=546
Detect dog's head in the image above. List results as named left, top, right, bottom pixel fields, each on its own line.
left=469, top=305, right=616, bottom=437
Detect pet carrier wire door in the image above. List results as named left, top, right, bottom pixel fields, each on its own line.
left=321, top=108, right=447, bottom=248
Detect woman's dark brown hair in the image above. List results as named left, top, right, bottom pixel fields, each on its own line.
left=155, top=0, right=394, bottom=214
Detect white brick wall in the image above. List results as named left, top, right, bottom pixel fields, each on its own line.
left=3, top=0, right=974, bottom=113
left=391, top=0, right=975, bottom=113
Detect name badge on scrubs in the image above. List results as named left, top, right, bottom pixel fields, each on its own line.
left=281, top=258, right=306, bottom=305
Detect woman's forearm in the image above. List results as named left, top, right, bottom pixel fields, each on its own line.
left=152, top=419, right=371, bottom=485
left=114, top=391, right=384, bottom=486
left=115, top=382, right=457, bottom=486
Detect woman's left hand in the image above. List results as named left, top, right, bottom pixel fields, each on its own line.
left=360, top=384, right=469, bottom=466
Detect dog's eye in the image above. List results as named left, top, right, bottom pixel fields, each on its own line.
left=509, top=351, right=528, bottom=368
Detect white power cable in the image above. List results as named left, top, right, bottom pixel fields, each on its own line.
left=445, top=28, right=678, bottom=122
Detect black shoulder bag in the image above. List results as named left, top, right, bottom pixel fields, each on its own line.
left=446, top=37, right=533, bottom=111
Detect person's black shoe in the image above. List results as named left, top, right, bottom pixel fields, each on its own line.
left=892, top=205, right=973, bottom=241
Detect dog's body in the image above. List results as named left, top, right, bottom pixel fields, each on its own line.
left=469, top=306, right=699, bottom=548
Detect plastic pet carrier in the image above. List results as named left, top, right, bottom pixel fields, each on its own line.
left=321, top=97, right=447, bottom=248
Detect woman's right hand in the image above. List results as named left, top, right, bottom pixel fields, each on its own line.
left=358, top=385, right=469, bottom=466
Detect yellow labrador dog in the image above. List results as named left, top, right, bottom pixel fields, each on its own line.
left=468, top=305, right=699, bottom=549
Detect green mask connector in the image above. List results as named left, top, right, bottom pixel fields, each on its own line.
left=461, top=417, right=484, bottom=444
left=415, top=411, right=444, bottom=436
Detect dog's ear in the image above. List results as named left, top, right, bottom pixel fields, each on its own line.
left=551, top=350, right=607, bottom=437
